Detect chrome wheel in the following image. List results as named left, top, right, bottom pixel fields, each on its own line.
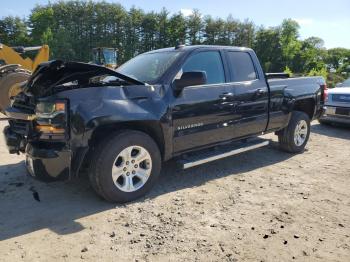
left=294, top=120, right=308, bottom=146
left=111, top=146, right=152, bottom=192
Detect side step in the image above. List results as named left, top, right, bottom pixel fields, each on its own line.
left=179, top=138, right=270, bottom=169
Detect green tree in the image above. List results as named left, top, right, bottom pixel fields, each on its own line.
left=280, top=19, right=301, bottom=70
left=253, top=26, right=283, bottom=72
left=0, top=16, right=29, bottom=46
left=124, top=7, right=144, bottom=59
left=325, top=48, right=350, bottom=73
left=234, top=19, right=255, bottom=47
left=156, top=8, right=170, bottom=48
left=29, top=6, right=55, bottom=45
left=223, top=15, right=239, bottom=46
left=168, top=12, right=186, bottom=46
left=186, top=9, right=203, bottom=44
left=203, top=16, right=225, bottom=45
left=140, top=11, right=158, bottom=52
left=294, top=36, right=327, bottom=73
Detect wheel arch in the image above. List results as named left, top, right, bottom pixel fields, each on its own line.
left=292, top=98, right=316, bottom=120
left=84, top=120, right=166, bottom=162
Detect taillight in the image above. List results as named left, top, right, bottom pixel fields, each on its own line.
left=320, top=84, right=328, bottom=102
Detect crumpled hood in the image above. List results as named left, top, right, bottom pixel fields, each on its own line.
left=24, top=60, right=145, bottom=97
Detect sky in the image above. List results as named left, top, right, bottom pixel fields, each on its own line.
left=1, top=0, right=350, bottom=49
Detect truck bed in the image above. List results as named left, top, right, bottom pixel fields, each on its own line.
left=268, top=76, right=325, bottom=89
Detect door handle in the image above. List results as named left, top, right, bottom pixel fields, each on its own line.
left=219, top=92, right=234, bottom=99
left=256, top=89, right=266, bottom=96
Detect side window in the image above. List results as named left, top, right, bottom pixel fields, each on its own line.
left=227, top=52, right=257, bottom=82
left=181, top=51, right=225, bottom=85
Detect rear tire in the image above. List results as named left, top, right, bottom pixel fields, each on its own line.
left=88, top=130, right=161, bottom=203
left=278, top=111, right=310, bottom=153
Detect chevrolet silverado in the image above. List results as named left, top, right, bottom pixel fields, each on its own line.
left=3, top=45, right=326, bottom=202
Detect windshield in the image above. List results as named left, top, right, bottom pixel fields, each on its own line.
left=117, top=51, right=181, bottom=83
left=341, top=78, right=350, bottom=87
left=103, top=49, right=117, bottom=65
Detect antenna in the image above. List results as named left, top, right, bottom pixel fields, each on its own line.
left=175, top=42, right=185, bottom=49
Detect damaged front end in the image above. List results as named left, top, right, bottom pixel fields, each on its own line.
left=3, top=60, right=145, bottom=181
left=3, top=92, right=37, bottom=154
left=3, top=92, right=71, bottom=181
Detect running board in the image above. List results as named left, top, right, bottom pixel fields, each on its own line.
left=179, top=138, right=270, bottom=169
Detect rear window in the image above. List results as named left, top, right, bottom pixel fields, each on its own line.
left=227, top=52, right=257, bottom=82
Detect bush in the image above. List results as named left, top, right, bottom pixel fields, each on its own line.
left=284, top=66, right=293, bottom=77
left=308, top=67, right=327, bottom=80
left=327, top=72, right=346, bottom=88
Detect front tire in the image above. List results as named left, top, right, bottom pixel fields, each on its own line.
left=89, top=130, right=161, bottom=203
left=278, top=111, right=311, bottom=153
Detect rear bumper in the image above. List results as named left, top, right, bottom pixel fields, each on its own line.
left=25, top=143, right=71, bottom=181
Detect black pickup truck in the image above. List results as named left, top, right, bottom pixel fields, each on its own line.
left=3, top=45, right=326, bottom=202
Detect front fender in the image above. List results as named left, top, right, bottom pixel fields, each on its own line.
left=54, top=85, right=168, bottom=147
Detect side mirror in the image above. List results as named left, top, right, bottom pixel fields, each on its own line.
left=173, top=71, right=207, bottom=95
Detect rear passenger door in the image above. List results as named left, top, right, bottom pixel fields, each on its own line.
left=225, top=51, right=269, bottom=138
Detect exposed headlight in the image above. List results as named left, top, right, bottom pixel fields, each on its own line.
left=36, top=101, right=66, bottom=118
left=35, top=100, right=68, bottom=138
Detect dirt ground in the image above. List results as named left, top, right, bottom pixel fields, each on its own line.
left=0, top=120, right=349, bottom=262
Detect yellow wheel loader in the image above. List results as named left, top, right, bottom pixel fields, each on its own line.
left=0, top=44, right=117, bottom=112
left=0, top=44, right=49, bottom=111
left=92, top=47, right=118, bottom=69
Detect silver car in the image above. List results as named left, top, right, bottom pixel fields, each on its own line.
left=320, top=78, right=350, bottom=124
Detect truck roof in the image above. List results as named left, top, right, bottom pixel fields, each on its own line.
left=145, top=45, right=253, bottom=54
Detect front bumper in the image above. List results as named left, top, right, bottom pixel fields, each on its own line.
left=3, top=125, right=71, bottom=181
left=25, top=143, right=71, bottom=181
left=3, top=126, right=25, bottom=153
left=320, top=106, right=350, bottom=124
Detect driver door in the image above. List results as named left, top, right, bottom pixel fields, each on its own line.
left=171, top=50, right=234, bottom=153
